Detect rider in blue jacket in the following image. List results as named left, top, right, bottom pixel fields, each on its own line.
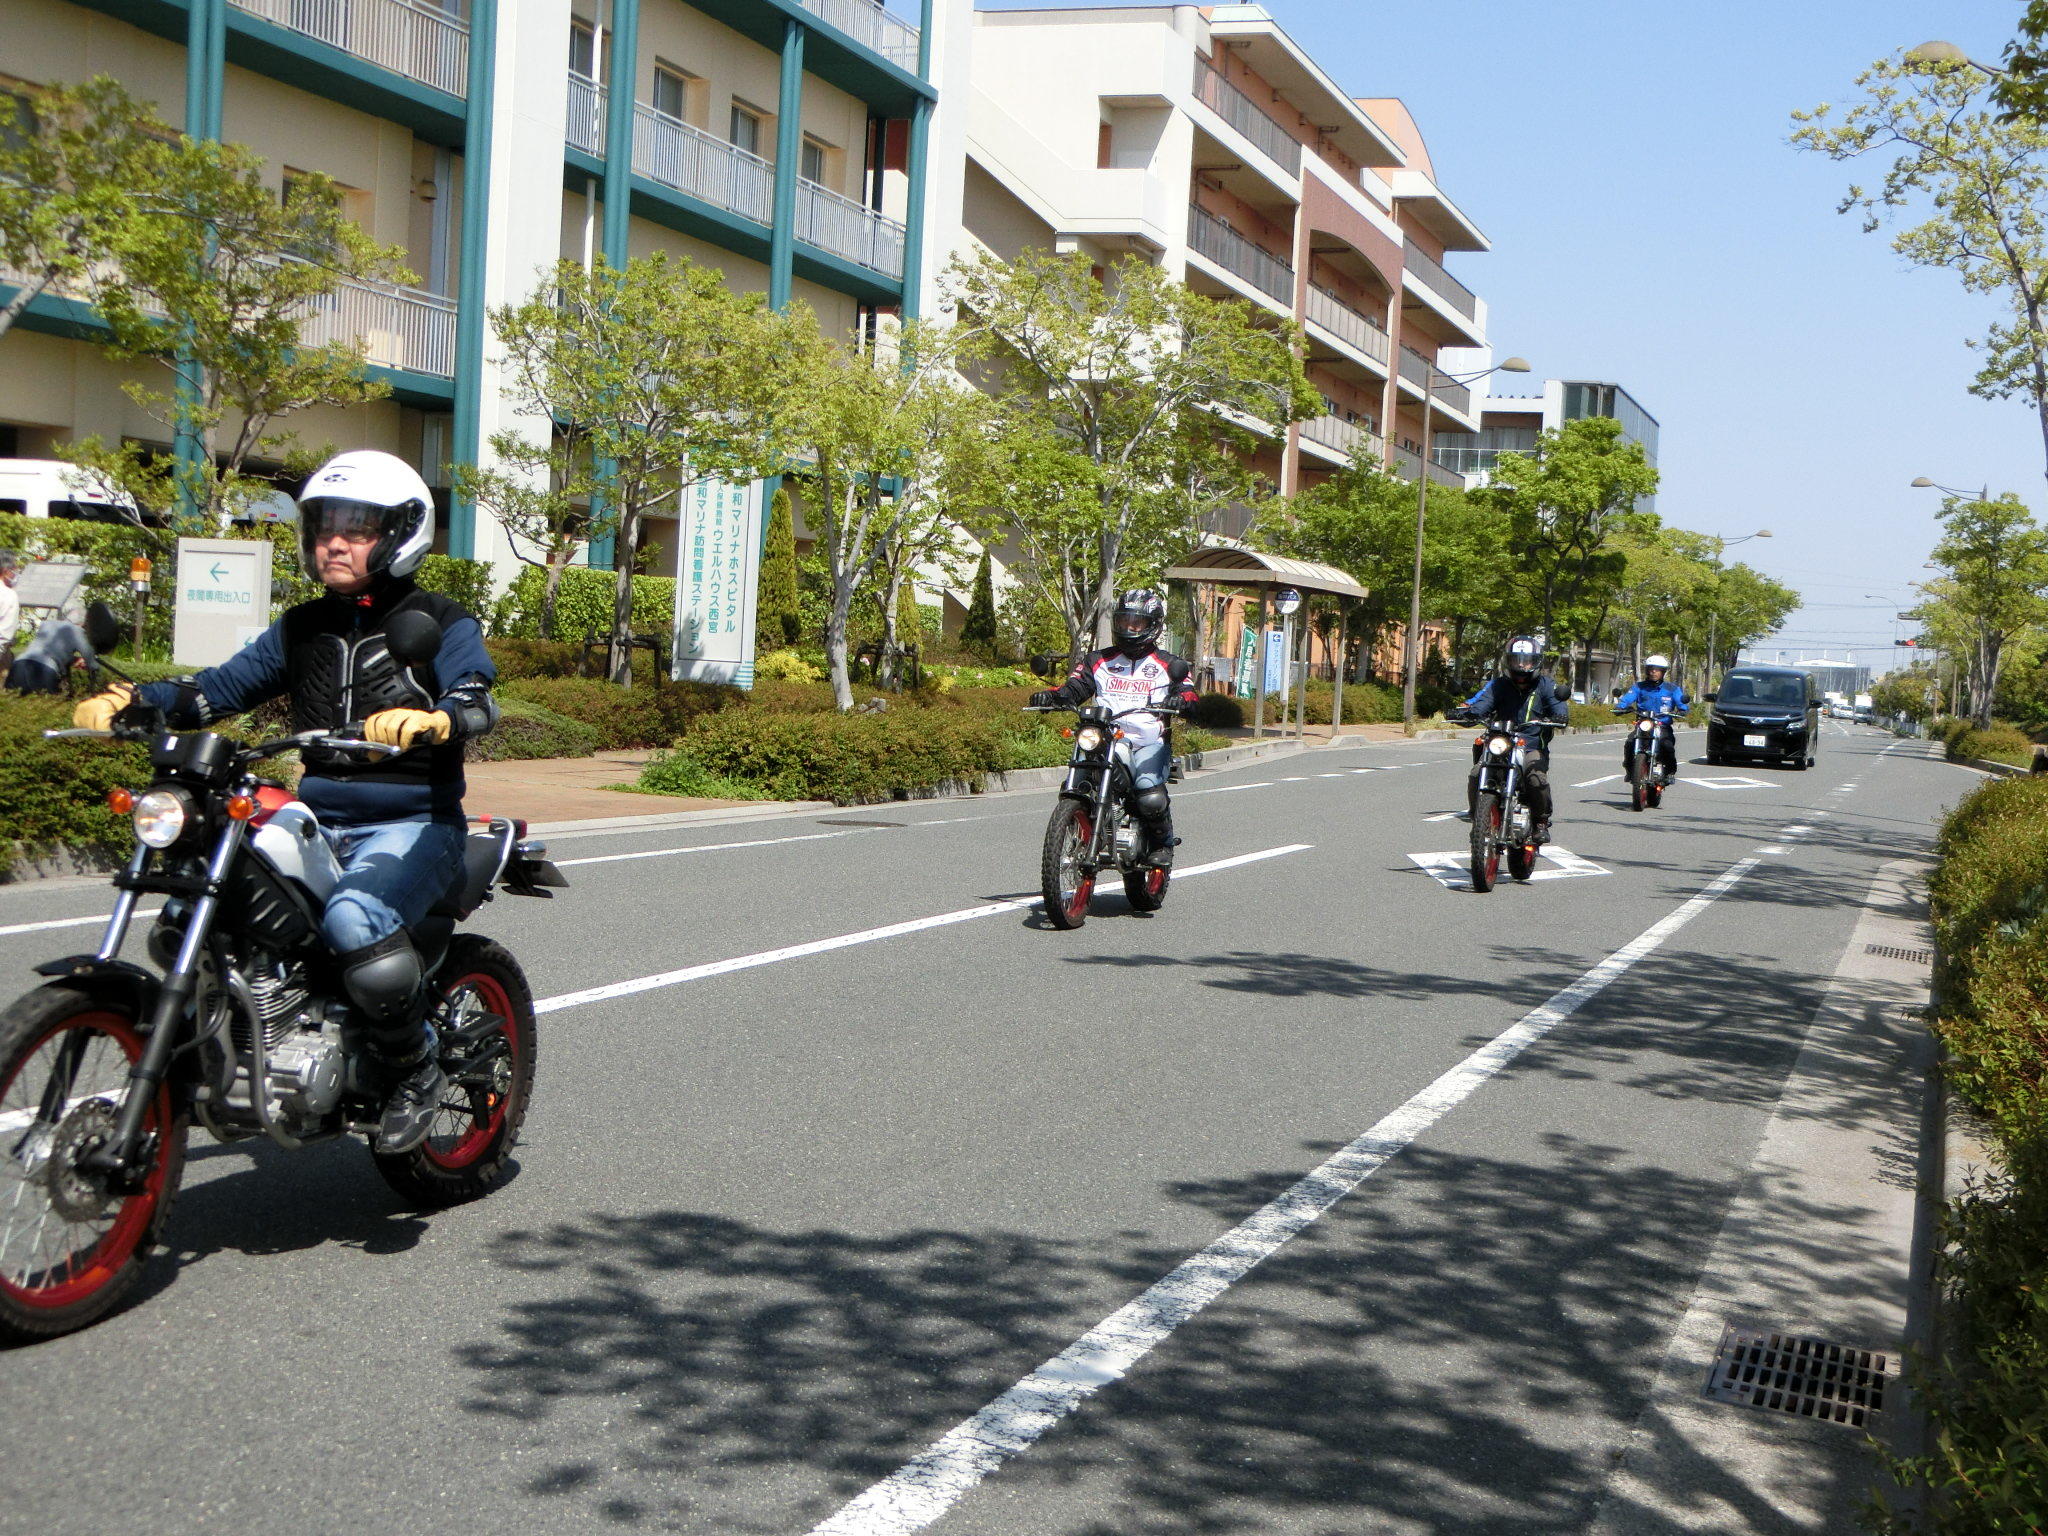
left=1458, top=636, right=1569, bottom=843
left=1613, top=654, right=1688, bottom=781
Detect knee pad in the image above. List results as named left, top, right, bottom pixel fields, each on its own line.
left=339, top=931, right=423, bottom=1026
left=1134, top=785, right=1170, bottom=822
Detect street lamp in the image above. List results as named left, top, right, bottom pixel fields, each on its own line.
left=1402, top=353, right=1530, bottom=725
left=1904, top=40, right=2007, bottom=75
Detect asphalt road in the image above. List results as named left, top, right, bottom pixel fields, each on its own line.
left=0, top=720, right=1970, bottom=1536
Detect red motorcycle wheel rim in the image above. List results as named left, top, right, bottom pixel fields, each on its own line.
left=1484, top=803, right=1503, bottom=884
left=0, top=1013, right=171, bottom=1312
left=1064, top=813, right=1095, bottom=924
left=1142, top=867, right=1166, bottom=898
left=421, top=970, right=518, bottom=1171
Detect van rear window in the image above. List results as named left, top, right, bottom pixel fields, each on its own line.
left=48, top=501, right=131, bottom=525
left=0, top=499, right=24, bottom=515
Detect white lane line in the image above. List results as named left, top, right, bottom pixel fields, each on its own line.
left=1573, top=774, right=1623, bottom=787
left=1185, top=782, right=1274, bottom=796
left=554, top=829, right=861, bottom=868
left=1318, top=773, right=1348, bottom=779
left=533, top=843, right=1313, bottom=1015
left=1424, top=811, right=1464, bottom=823
left=807, top=850, right=1768, bottom=1536
left=1277, top=776, right=1309, bottom=782
left=0, top=907, right=161, bottom=940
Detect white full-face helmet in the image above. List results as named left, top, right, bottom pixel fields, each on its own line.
left=297, top=450, right=435, bottom=582
left=1643, top=654, right=1671, bottom=679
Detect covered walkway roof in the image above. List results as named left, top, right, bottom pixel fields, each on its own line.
left=1161, top=539, right=1368, bottom=601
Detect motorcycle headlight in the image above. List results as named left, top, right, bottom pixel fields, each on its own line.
left=1486, top=735, right=1511, bottom=756
left=1637, top=719, right=1654, bottom=733
left=131, top=788, right=191, bottom=848
left=1074, top=725, right=1105, bottom=753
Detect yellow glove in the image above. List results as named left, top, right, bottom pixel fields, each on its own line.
left=72, top=681, right=134, bottom=732
left=362, top=708, right=452, bottom=749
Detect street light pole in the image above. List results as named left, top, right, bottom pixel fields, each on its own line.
left=1402, top=354, right=1529, bottom=726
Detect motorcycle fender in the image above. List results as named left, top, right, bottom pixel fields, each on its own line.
left=31, top=956, right=162, bottom=1020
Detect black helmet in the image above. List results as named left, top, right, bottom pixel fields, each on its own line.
left=1112, top=589, right=1165, bottom=658
left=1505, top=636, right=1541, bottom=679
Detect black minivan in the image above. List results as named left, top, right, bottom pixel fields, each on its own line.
left=1705, top=666, right=1819, bottom=769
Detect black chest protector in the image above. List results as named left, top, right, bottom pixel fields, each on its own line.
left=283, top=587, right=453, bottom=781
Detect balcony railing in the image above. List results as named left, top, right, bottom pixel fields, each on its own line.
left=1191, top=61, right=1302, bottom=176
left=1305, top=284, right=1389, bottom=366
left=791, top=0, right=920, bottom=69
left=797, top=179, right=906, bottom=279
left=1395, top=346, right=1472, bottom=415
left=567, top=71, right=603, bottom=155
left=299, top=274, right=457, bottom=377
left=1390, top=446, right=1465, bottom=488
left=1401, top=242, right=1478, bottom=321
left=1187, top=204, right=1294, bottom=305
left=227, top=0, right=468, bottom=97
left=1299, top=414, right=1379, bottom=461
left=633, top=103, right=775, bottom=225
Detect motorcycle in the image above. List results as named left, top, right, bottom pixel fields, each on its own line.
left=1620, top=706, right=1676, bottom=811
left=1028, top=701, right=1182, bottom=929
left=0, top=610, right=565, bottom=1343
left=1449, top=711, right=1547, bottom=893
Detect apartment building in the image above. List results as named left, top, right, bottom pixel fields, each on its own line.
left=1437, top=378, right=1661, bottom=509
left=0, top=0, right=968, bottom=578
left=957, top=1, right=1492, bottom=532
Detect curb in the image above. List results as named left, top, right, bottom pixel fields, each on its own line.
left=1957, top=755, right=2031, bottom=778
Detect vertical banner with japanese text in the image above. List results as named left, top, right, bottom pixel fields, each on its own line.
left=671, top=474, right=763, bottom=688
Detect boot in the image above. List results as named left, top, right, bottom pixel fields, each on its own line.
left=1141, top=820, right=1179, bottom=870
left=373, top=1033, right=446, bottom=1155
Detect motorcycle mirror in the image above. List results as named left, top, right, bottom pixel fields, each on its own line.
left=83, top=600, right=123, bottom=657
left=1704, top=691, right=1718, bottom=702
left=384, top=610, right=444, bottom=668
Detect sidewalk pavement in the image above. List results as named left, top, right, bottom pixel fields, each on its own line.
left=464, top=749, right=754, bottom=826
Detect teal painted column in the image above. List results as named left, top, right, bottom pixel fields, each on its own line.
left=447, top=0, right=497, bottom=560
left=600, top=0, right=640, bottom=269
left=174, top=0, right=225, bottom=526
left=768, top=19, right=804, bottom=311
left=588, top=0, right=642, bottom=570
left=898, top=96, right=930, bottom=321
left=917, top=0, right=933, bottom=78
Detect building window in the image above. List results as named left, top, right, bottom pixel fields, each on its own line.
left=652, top=62, right=696, bottom=124
left=569, top=18, right=602, bottom=80
left=729, top=101, right=764, bottom=155
left=1097, top=121, right=1113, bottom=169
left=800, top=136, right=830, bottom=185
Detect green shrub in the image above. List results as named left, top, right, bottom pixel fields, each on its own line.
left=469, top=697, right=602, bottom=761
left=634, top=749, right=774, bottom=801
left=669, top=707, right=1016, bottom=803
left=0, top=692, right=151, bottom=879
left=485, top=637, right=584, bottom=681
left=491, top=564, right=676, bottom=642
left=1890, top=775, right=2048, bottom=1528
left=755, top=648, right=824, bottom=684
left=414, top=554, right=494, bottom=618
left=929, top=663, right=1041, bottom=690
left=1298, top=679, right=1401, bottom=726
left=1186, top=692, right=1246, bottom=729
left=1944, top=720, right=2040, bottom=769
left=1566, top=702, right=1614, bottom=732
left=499, top=675, right=737, bottom=751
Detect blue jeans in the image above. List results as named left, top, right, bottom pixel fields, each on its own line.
left=1124, top=738, right=1171, bottom=791
left=319, top=818, right=466, bottom=956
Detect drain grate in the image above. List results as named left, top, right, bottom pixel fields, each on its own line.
left=1705, top=1324, right=1893, bottom=1427
left=1866, top=943, right=1934, bottom=965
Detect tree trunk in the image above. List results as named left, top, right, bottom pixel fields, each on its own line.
left=0, top=267, right=56, bottom=343
left=540, top=554, right=571, bottom=642
left=608, top=511, right=637, bottom=686
left=1092, top=527, right=1121, bottom=650
left=826, top=570, right=856, bottom=711
left=878, top=563, right=904, bottom=690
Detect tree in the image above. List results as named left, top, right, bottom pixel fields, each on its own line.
left=1912, top=492, right=2048, bottom=725
left=785, top=324, right=995, bottom=710
left=61, top=140, right=407, bottom=530
left=458, top=256, right=810, bottom=683
left=950, top=248, right=1316, bottom=654
left=961, top=549, right=998, bottom=658
left=1794, top=57, right=2048, bottom=480
left=0, top=78, right=185, bottom=345
left=756, top=485, right=800, bottom=653
left=1870, top=662, right=1943, bottom=724
left=1995, top=5, right=2048, bottom=122
left=1477, top=416, right=1658, bottom=652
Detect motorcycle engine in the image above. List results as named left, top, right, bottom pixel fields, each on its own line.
left=233, top=953, right=346, bottom=1129
left=1112, top=821, right=1141, bottom=863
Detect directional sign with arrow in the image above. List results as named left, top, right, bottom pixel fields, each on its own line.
left=174, top=538, right=272, bottom=668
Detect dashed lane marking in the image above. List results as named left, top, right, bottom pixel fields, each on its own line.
left=1573, top=774, right=1624, bottom=787
left=0, top=907, right=162, bottom=940
left=1407, top=845, right=1612, bottom=890
left=555, top=829, right=863, bottom=868
left=532, top=843, right=1314, bottom=1015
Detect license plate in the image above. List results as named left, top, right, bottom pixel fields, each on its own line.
left=1743, top=734, right=1766, bottom=747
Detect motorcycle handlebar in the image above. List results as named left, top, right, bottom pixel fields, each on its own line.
left=45, top=725, right=398, bottom=757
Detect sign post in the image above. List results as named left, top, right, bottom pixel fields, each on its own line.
left=1273, top=588, right=1301, bottom=719
left=173, top=538, right=272, bottom=667
left=671, top=475, right=763, bottom=688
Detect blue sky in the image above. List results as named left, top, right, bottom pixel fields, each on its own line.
left=976, top=0, right=2041, bottom=669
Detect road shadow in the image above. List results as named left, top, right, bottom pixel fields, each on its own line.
left=449, top=1133, right=1898, bottom=1533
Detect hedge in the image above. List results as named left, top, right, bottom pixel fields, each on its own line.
left=0, top=693, right=152, bottom=879
left=498, top=675, right=738, bottom=751
left=1942, top=718, right=2040, bottom=770
left=484, top=638, right=585, bottom=681
left=1889, top=776, right=2048, bottom=1529
left=469, top=697, right=602, bottom=762
left=414, top=554, right=494, bottom=619
left=491, top=565, right=676, bottom=642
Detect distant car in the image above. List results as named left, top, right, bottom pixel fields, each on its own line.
left=1706, top=666, right=1820, bottom=770
left=0, top=458, right=144, bottom=525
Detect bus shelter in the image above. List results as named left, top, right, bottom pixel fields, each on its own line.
left=1162, top=540, right=1368, bottom=741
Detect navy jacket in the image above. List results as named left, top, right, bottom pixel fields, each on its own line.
left=1462, top=674, right=1570, bottom=736
left=138, top=579, right=496, bottom=827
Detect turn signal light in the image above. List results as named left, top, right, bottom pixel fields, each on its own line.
left=106, top=787, right=134, bottom=814
left=1061, top=727, right=1075, bottom=740
left=1112, top=728, right=1125, bottom=740
left=225, top=794, right=256, bottom=822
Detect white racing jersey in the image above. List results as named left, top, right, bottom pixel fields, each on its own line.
left=1058, top=647, right=1194, bottom=750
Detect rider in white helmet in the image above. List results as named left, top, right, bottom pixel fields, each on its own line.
left=1614, top=654, right=1689, bottom=782
left=74, top=451, right=501, bottom=1153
